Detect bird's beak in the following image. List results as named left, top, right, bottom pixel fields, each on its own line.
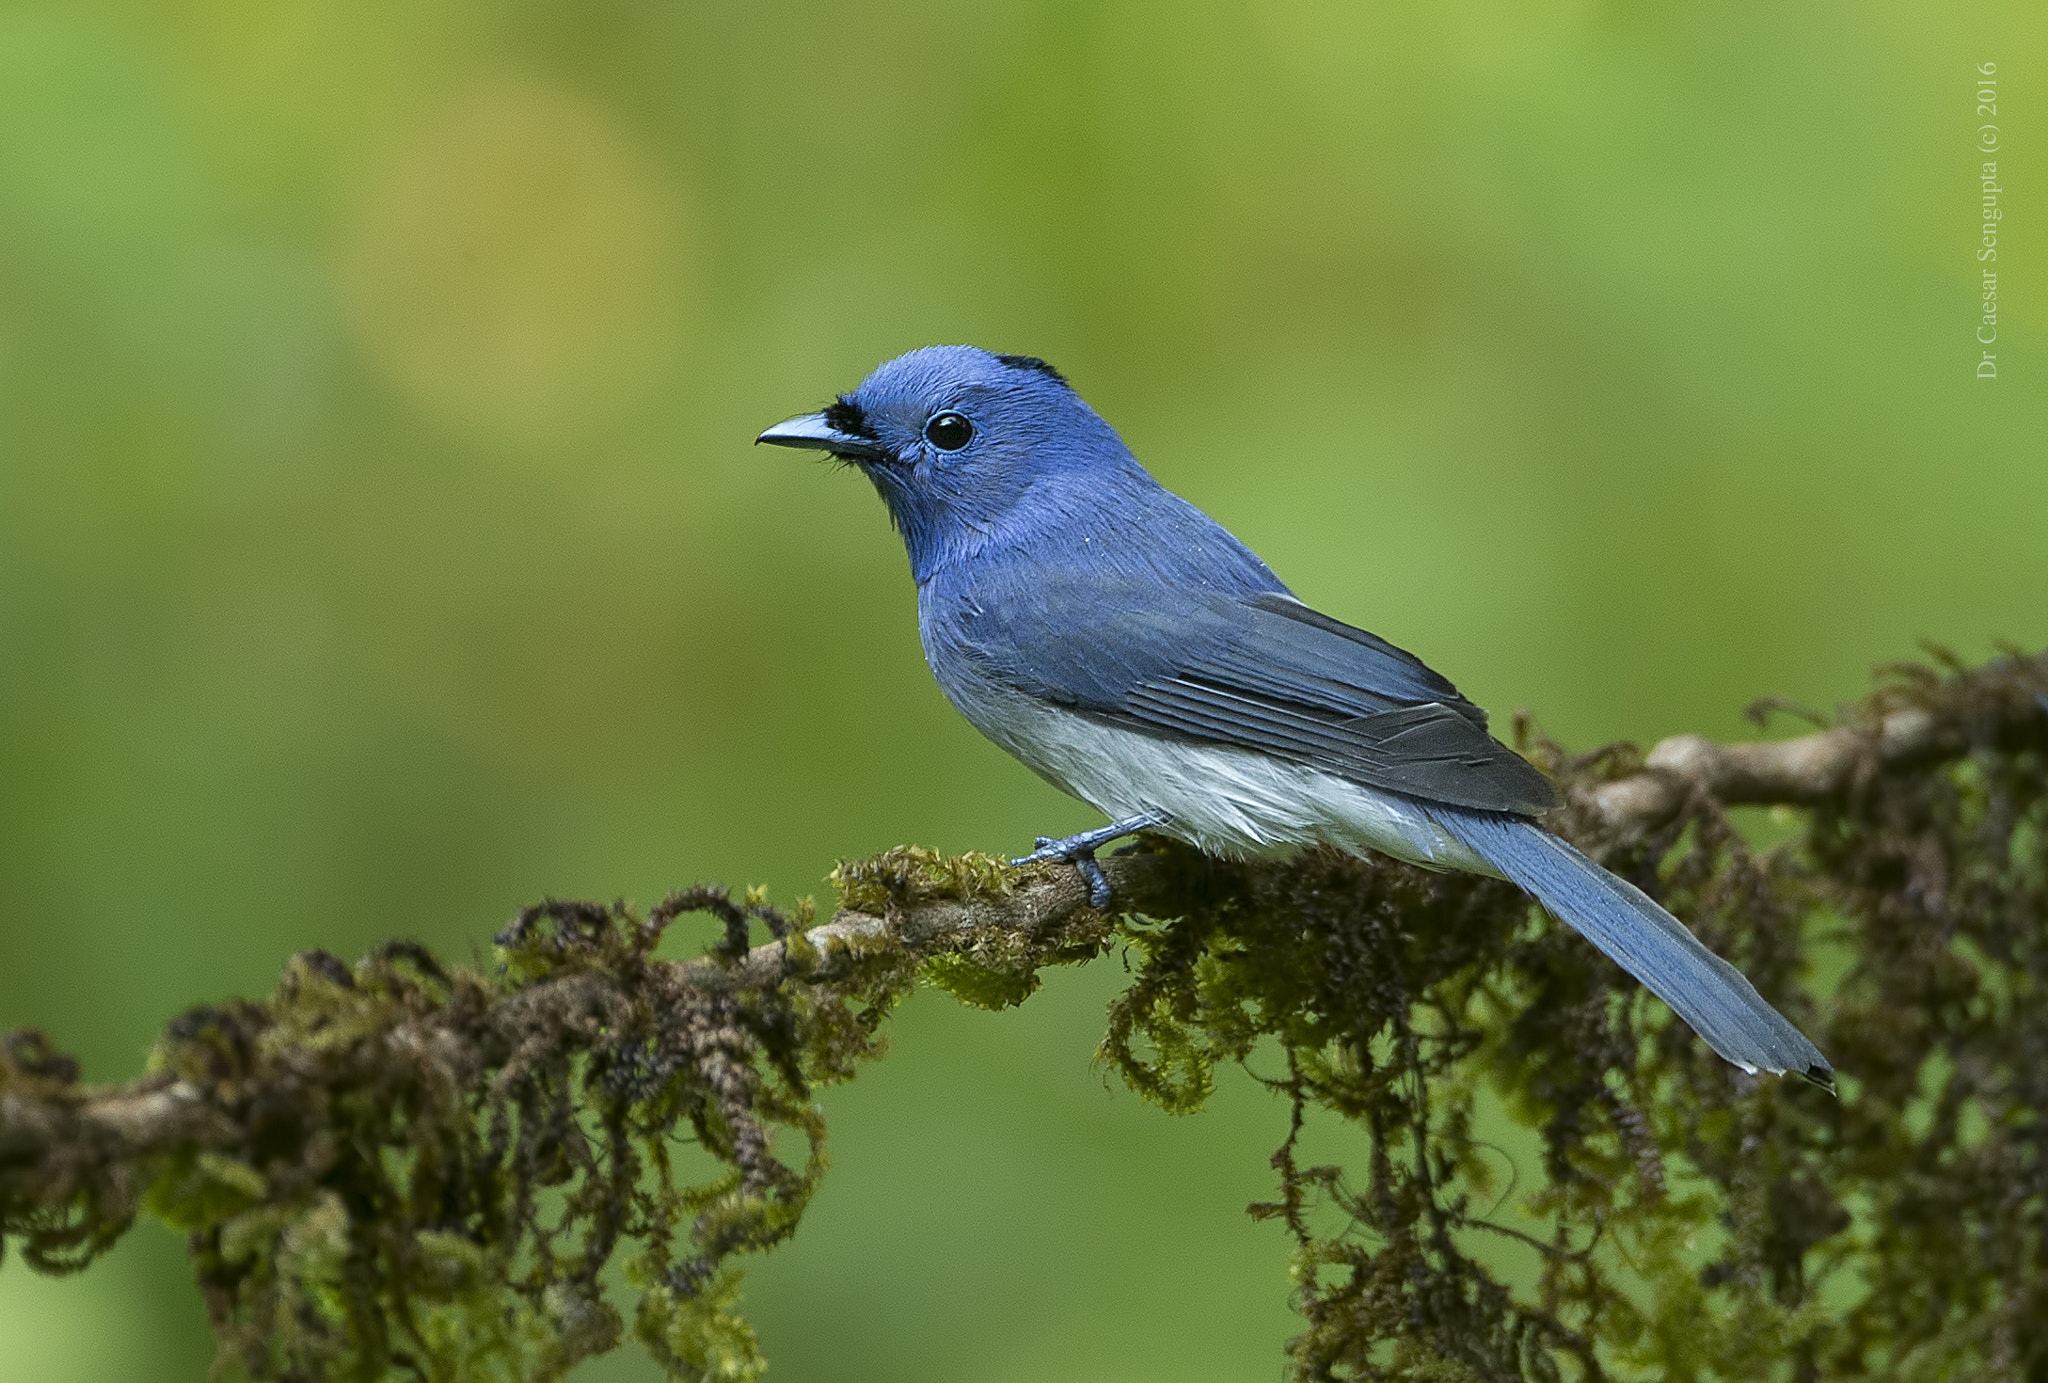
left=755, top=413, right=888, bottom=462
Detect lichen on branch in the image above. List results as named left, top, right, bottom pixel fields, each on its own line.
left=3, top=647, right=2045, bottom=1382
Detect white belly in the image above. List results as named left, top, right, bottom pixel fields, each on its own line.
left=955, top=682, right=1499, bottom=876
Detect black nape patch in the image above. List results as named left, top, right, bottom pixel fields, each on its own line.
left=994, top=354, right=1067, bottom=385
left=822, top=394, right=878, bottom=439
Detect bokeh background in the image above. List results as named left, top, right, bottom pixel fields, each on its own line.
left=1, top=0, right=2042, bottom=1378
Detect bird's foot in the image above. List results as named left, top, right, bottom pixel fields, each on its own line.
left=1009, top=812, right=1168, bottom=909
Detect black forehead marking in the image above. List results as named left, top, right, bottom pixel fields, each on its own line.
left=823, top=394, right=878, bottom=439
left=993, top=354, right=1067, bottom=385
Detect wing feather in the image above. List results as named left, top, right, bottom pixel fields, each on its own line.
left=931, top=566, right=1557, bottom=816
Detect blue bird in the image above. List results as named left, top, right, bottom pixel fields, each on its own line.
left=760, top=345, right=1831, bottom=1086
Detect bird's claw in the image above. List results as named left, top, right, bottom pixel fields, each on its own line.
left=1009, top=838, right=1113, bottom=907
left=1076, top=855, right=1111, bottom=908
left=1007, top=813, right=1168, bottom=909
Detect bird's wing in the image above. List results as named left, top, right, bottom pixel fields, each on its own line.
left=942, top=570, right=1557, bottom=815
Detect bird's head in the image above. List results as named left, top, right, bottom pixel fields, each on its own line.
left=757, top=345, right=1142, bottom=581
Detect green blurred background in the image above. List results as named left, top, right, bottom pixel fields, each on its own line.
left=0, top=0, right=2041, bottom=1377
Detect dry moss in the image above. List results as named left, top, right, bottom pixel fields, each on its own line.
left=3, top=649, right=2045, bottom=1380
left=1101, top=650, right=2047, bottom=1380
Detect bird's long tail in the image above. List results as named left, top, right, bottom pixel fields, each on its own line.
left=1436, top=809, right=1832, bottom=1086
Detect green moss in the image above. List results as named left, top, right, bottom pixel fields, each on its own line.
left=0, top=888, right=900, bottom=1381
left=829, top=844, right=1016, bottom=915
left=632, top=1266, right=765, bottom=1383
left=920, top=953, right=1041, bottom=1010
left=144, top=1151, right=268, bottom=1231
left=1087, top=653, right=2048, bottom=1380
left=5, top=650, right=2046, bottom=1379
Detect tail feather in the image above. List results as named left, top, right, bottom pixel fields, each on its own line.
left=1437, top=809, right=1832, bottom=1086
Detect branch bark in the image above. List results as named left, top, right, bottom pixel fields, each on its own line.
left=1582, top=707, right=1946, bottom=829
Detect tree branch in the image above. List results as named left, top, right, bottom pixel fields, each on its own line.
left=9, top=656, right=2042, bottom=1233
left=2, top=646, right=2043, bottom=1382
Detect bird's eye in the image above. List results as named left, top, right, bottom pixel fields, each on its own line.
left=923, top=411, right=974, bottom=451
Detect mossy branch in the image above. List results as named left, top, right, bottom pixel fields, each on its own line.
left=4, top=647, right=2046, bottom=1381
